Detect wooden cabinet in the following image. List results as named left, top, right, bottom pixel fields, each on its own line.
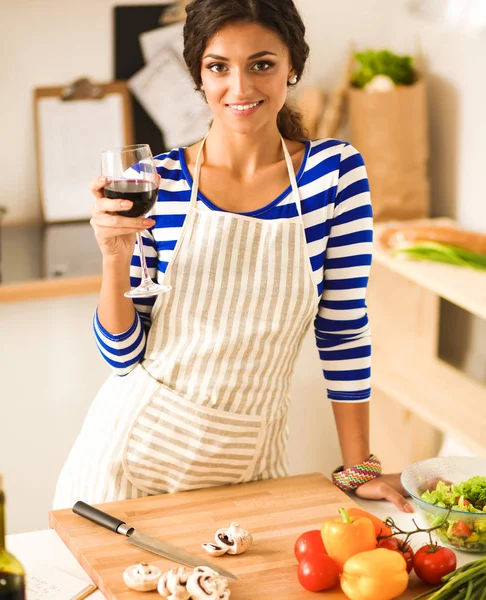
left=368, top=221, right=486, bottom=471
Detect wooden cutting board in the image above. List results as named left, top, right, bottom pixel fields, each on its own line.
left=50, top=473, right=430, bottom=599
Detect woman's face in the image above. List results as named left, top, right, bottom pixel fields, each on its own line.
left=200, top=22, right=294, bottom=135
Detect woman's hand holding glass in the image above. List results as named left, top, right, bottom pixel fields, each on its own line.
left=91, top=144, right=171, bottom=298
left=90, top=176, right=156, bottom=263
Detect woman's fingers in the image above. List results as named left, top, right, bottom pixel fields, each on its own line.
left=354, top=475, right=415, bottom=513
left=380, top=486, right=414, bottom=513
left=93, top=198, right=133, bottom=214
left=90, top=175, right=108, bottom=199
left=91, top=209, right=155, bottom=229
left=91, top=213, right=155, bottom=236
left=93, top=226, right=149, bottom=238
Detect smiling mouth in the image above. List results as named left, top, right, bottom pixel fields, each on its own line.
left=226, top=100, right=264, bottom=111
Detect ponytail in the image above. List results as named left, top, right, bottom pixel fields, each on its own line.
left=277, top=103, right=308, bottom=141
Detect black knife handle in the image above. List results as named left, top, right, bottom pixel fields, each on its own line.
left=73, top=501, right=127, bottom=534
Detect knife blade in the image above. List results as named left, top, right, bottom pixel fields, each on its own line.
left=72, top=501, right=237, bottom=580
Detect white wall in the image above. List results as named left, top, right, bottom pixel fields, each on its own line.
left=1, top=0, right=485, bottom=534
left=3, top=0, right=486, bottom=229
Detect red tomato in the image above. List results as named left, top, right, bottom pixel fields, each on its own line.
left=454, top=497, right=471, bottom=506
left=413, top=544, right=457, bottom=585
left=294, top=530, right=327, bottom=562
left=297, top=552, right=340, bottom=592
left=378, top=537, right=414, bottom=573
left=451, top=521, right=472, bottom=538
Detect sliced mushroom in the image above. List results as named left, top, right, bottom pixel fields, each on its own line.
left=157, top=566, right=193, bottom=599
left=186, top=566, right=231, bottom=600
left=123, top=562, right=161, bottom=592
left=214, top=522, right=252, bottom=555
left=201, top=542, right=228, bottom=557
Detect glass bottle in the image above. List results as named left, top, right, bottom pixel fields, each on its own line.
left=0, top=475, right=25, bottom=599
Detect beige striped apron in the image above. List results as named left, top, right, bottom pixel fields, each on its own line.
left=52, top=137, right=317, bottom=508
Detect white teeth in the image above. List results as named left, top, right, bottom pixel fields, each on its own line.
left=232, top=102, right=260, bottom=111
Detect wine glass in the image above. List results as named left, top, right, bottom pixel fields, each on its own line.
left=101, top=144, right=171, bottom=298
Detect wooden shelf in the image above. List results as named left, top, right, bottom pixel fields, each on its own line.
left=374, top=351, right=486, bottom=458
left=373, top=221, right=486, bottom=320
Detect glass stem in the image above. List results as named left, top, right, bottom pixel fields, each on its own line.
left=136, top=232, right=153, bottom=287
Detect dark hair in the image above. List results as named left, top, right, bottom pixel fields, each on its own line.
left=183, top=0, right=310, bottom=141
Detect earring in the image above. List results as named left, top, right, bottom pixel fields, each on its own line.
left=289, top=75, right=298, bottom=85
left=200, top=85, right=205, bottom=90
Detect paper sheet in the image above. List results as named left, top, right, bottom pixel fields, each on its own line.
left=130, top=26, right=211, bottom=148
left=128, top=46, right=210, bottom=148
left=139, top=22, right=185, bottom=63
left=37, top=95, right=125, bottom=222
left=25, top=561, right=96, bottom=600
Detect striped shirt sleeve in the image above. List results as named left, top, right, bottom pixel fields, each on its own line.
left=314, top=143, right=373, bottom=402
left=93, top=228, right=158, bottom=376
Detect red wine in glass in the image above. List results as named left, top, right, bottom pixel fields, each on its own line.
left=104, top=180, right=158, bottom=218
left=101, top=144, right=170, bottom=298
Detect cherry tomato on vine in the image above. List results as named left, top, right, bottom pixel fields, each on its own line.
left=294, top=530, right=327, bottom=562
left=297, top=552, right=340, bottom=592
left=378, top=537, right=414, bottom=573
left=413, top=544, right=457, bottom=585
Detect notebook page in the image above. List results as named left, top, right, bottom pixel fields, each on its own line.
left=26, top=562, right=96, bottom=600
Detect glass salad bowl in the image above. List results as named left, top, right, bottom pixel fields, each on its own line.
left=401, top=456, right=486, bottom=553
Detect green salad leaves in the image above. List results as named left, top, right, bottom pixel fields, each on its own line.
left=350, top=50, right=415, bottom=89
left=421, top=476, right=486, bottom=513
left=421, top=477, right=486, bottom=551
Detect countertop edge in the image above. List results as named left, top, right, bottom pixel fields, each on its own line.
left=0, top=275, right=101, bottom=303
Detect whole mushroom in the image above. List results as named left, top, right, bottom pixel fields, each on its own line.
left=123, top=562, right=161, bottom=592
left=186, top=566, right=231, bottom=600
left=202, top=522, right=252, bottom=556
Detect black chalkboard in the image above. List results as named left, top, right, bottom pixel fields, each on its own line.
left=114, top=4, right=174, bottom=155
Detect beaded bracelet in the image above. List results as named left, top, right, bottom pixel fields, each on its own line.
left=332, top=454, right=382, bottom=492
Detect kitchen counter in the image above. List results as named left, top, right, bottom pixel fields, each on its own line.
left=7, top=498, right=482, bottom=599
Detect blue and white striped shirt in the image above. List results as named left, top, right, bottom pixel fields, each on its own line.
left=94, top=138, right=373, bottom=402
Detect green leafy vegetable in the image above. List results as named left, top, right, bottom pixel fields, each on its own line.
left=421, top=477, right=486, bottom=513
left=393, top=241, right=486, bottom=271
left=420, top=477, right=486, bottom=553
left=350, top=49, right=415, bottom=88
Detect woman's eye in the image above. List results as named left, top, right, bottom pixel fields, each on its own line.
left=252, top=61, right=275, bottom=72
left=208, top=63, right=227, bottom=73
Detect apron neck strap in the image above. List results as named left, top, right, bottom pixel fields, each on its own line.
left=189, top=134, right=302, bottom=216
left=280, top=137, right=302, bottom=218
left=190, top=134, right=208, bottom=209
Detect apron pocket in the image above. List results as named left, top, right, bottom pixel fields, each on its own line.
left=122, top=383, right=266, bottom=495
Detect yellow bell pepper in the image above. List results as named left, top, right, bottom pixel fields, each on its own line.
left=341, top=548, right=409, bottom=600
left=321, top=507, right=376, bottom=570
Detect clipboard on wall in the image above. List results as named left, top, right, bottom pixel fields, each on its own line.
left=34, top=78, right=134, bottom=223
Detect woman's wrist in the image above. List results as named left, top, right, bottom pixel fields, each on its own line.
left=102, top=253, right=131, bottom=272
left=332, top=454, right=382, bottom=492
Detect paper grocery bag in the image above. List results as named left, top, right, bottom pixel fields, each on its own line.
left=347, top=79, right=429, bottom=221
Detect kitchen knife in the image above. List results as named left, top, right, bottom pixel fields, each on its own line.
left=72, top=501, right=237, bottom=580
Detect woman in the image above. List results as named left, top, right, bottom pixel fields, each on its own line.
left=53, top=0, right=412, bottom=512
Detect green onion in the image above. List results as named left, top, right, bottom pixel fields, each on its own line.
left=413, top=558, right=486, bottom=600
left=392, top=242, right=486, bottom=271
